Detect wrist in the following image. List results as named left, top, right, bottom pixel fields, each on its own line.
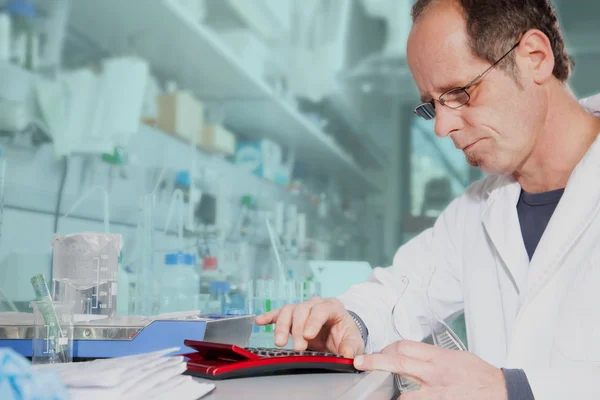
left=497, top=368, right=509, bottom=400
left=347, top=310, right=368, bottom=347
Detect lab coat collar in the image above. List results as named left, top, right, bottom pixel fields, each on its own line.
left=525, top=133, right=600, bottom=303
left=482, top=176, right=529, bottom=292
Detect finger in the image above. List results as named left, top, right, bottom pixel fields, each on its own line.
left=383, top=340, right=441, bottom=362
left=254, top=309, right=280, bottom=326
left=338, top=336, right=364, bottom=359
left=302, top=300, right=340, bottom=340
left=353, top=353, right=433, bottom=383
left=291, top=298, right=324, bottom=351
left=273, top=305, right=295, bottom=347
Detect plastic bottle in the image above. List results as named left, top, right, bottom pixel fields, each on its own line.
left=223, top=281, right=246, bottom=315
left=174, top=171, right=191, bottom=203
left=161, top=252, right=199, bottom=313
left=209, top=281, right=231, bottom=314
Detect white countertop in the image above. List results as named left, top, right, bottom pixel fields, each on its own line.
left=192, top=370, right=396, bottom=400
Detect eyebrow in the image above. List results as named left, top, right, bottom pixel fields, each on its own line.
left=419, top=82, right=465, bottom=103
left=420, top=93, right=432, bottom=103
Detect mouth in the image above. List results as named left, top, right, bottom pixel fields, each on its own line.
left=462, top=139, right=482, bottom=152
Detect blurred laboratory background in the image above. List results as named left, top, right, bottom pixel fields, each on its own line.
left=0, top=0, right=598, bottom=324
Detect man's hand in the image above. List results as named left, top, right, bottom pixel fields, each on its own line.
left=254, top=297, right=365, bottom=359
left=354, top=341, right=507, bottom=400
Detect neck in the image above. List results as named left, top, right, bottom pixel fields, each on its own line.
left=515, top=84, right=600, bottom=193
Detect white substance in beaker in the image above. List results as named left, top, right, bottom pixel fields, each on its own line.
left=51, top=232, right=123, bottom=319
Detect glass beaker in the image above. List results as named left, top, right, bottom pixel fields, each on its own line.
left=30, top=300, right=74, bottom=365
left=51, top=232, right=122, bottom=319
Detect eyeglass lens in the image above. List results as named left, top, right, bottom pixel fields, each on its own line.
left=440, top=88, right=470, bottom=109
left=415, top=102, right=436, bottom=120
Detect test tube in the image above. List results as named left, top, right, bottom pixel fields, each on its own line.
left=264, top=280, right=275, bottom=334
left=286, top=280, right=297, bottom=305
left=297, top=213, right=306, bottom=250
left=246, top=280, right=254, bottom=315
left=274, top=202, right=284, bottom=236
left=0, top=159, right=6, bottom=249
left=294, top=280, right=303, bottom=304
left=274, top=280, right=286, bottom=311
left=305, top=281, right=317, bottom=300
left=252, top=280, right=266, bottom=334
left=285, top=205, right=297, bottom=247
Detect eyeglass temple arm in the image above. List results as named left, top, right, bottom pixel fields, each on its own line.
left=464, top=41, right=521, bottom=89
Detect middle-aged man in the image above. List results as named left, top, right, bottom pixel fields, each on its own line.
left=257, top=0, right=600, bottom=399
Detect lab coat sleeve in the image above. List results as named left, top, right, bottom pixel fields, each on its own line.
left=580, top=93, right=600, bottom=117
left=525, top=368, right=600, bottom=399
left=339, top=188, right=471, bottom=353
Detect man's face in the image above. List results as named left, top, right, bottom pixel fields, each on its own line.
left=407, top=2, right=547, bottom=175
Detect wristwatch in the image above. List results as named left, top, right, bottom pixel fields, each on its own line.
left=348, top=310, right=368, bottom=345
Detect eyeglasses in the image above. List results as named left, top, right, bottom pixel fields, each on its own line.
left=414, top=41, right=521, bottom=121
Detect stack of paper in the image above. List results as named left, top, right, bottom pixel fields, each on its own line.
left=32, top=348, right=214, bottom=400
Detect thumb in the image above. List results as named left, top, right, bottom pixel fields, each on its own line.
left=353, top=353, right=432, bottom=385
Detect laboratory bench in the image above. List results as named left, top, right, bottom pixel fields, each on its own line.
left=191, top=370, right=396, bottom=400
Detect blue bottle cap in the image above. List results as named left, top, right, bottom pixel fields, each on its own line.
left=6, top=0, right=36, bottom=17
left=209, top=281, right=231, bottom=294
left=224, top=308, right=246, bottom=316
left=175, top=171, right=191, bottom=188
left=165, top=251, right=196, bottom=265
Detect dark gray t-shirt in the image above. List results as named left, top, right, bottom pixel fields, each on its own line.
left=517, top=188, right=565, bottom=260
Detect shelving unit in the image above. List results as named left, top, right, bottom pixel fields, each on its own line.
left=0, top=58, right=364, bottom=254
left=66, top=0, right=381, bottom=194
left=0, top=122, right=361, bottom=235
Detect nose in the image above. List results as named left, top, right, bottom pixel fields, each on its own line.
left=433, top=103, right=464, bottom=138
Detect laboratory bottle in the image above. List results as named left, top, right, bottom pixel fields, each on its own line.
left=209, top=280, right=231, bottom=314
left=0, top=13, right=10, bottom=62
left=6, top=0, right=36, bottom=69
left=174, top=171, right=191, bottom=203
left=161, top=252, right=198, bottom=313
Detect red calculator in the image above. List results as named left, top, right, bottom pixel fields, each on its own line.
left=183, top=340, right=359, bottom=380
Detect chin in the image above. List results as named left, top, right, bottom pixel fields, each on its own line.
left=468, top=149, right=516, bottom=176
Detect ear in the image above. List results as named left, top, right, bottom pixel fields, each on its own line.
left=516, top=29, right=556, bottom=84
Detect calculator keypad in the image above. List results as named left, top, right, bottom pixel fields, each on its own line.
left=245, top=348, right=346, bottom=358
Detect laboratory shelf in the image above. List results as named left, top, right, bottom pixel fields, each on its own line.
left=67, top=0, right=380, bottom=194
left=1, top=122, right=346, bottom=235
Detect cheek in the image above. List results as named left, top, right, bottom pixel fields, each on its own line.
left=462, top=110, right=505, bottom=141
left=463, top=79, right=530, bottom=136
left=464, top=106, right=528, bottom=147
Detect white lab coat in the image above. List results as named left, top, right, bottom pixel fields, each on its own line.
left=340, top=96, right=600, bottom=399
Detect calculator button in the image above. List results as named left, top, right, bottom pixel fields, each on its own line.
left=244, top=347, right=346, bottom=358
